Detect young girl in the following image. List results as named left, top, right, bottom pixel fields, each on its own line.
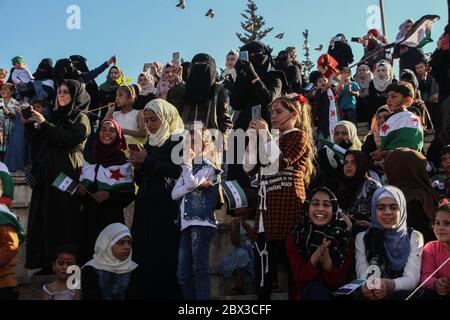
left=245, top=94, right=315, bottom=300
left=356, top=186, right=424, bottom=300
left=418, top=204, right=450, bottom=299
left=171, top=127, right=222, bottom=300
left=105, top=85, right=147, bottom=147
left=286, top=188, right=353, bottom=300
left=220, top=188, right=257, bottom=295
left=0, top=84, right=19, bottom=160
left=42, top=245, right=81, bottom=300
left=77, top=120, right=135, bottom=264
left=81, top=223, right=138, bottom=300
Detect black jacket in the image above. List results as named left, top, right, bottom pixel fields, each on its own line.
left=328, top=42, right=354, bottom=68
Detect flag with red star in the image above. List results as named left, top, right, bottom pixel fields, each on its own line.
left=380, top=110, right=424, bottom=151
left=80, top=161, right=134, bottom=192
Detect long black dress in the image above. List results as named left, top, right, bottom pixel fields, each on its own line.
left=131, top=137, right=182, bottom=300
left=25, top=80, right=91, bottom=269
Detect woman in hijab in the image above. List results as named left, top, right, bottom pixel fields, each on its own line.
left=25, top=79, right=91, bottom=273
left=367, top=60, right=396, bottom=121
left=354, top=64, right=373, bottom=122
left=168, top=53, right=232, bottom=136
left=129, top=99, right=184, bottom=299
left=335, top=151, right=381, bottom=235
left=384, top=149, right=439, bottom=243
left=316, top=120, right=362, bottom=190
left=82, top=223, right=139, bottom=300
left=361, top=29, right=389, bottom=70
left=362, top=105, right=391, bottom=157
left=274, top=50, right=303, bottom=93
left=98, top=66, right=124, bottom=117
left=229, top=41, right=286, bottom=189
left=155, top=63, right=183, bottom=100
left=221, top=50, right=238, bottom=82
left=427, top=104, right=450, bottom=168
left=356, top=186, right=424, bottom=300
left=134, top=73, right=156, bottom=110
left=77, top=120, right=135, bottom=264
left=286, top=187, right=353, bottom=300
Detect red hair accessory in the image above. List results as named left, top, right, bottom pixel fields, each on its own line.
left=295, top=94, right=308, bottom=106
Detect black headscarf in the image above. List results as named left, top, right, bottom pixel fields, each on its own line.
left=53, top=79, right=91, bottom=121
left=240, top=41, right=273, bottom=77
left=274, top=50, right=291, bottom=68
left=336, top=150, right=370, bottom=210
left=293, top=187, right=352, bottom=268
left=54, top=59, right=80, bottom=84
left=69, top=55, right=90, bottom=73
left=185, top=53, right=217, bottom=104
left=33, top=58, right=54, bottom=80
left=181, top=61, right=192, bottom=82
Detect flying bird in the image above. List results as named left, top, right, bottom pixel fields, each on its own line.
left=176, top=0, right=185, bottom=9
left=314, top=44, right=324, bottom=51
left=275, top=33, right=284, bottom=39
left=205, top=9, right=214, bottom=18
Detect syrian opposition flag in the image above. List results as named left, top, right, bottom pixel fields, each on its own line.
left=80, top=161, right=134, bottom=191
left=221, top=180, right=248, bottom=210
left=317, top=138, right=347, bottom=161
left=0, top=162, right=14, bottom=204
left=397, top=15, right=440, bottom=48
left=380, top=111, right=424, bottom=151
left=52, top=173, right=80, bottom=195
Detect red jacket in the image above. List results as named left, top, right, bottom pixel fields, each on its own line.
left=286, top=234, right=354, bottom=300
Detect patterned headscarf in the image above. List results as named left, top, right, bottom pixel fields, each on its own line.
left=293, top=187, right=352, bottom=268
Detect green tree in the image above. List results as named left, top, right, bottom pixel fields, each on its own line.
left=236, top=0, right=273, bottom=44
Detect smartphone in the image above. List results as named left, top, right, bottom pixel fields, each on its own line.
left=351, top=37, right=360, bottom=43
left=0, top=98, right=4, bottom=110
left=128, top=144, right=141, bottom=153
left=22, top=105, right=33, bottom=120
left=239, top=50, right=249, bottom=62
left=143, top=63, right=153, bottom=72
left=172, top=52, right=181, bottom=67
left=251, top=105, right=261, bottom=121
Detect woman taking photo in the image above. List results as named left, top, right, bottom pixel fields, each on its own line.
left=25, top=79, right=91, bottom=274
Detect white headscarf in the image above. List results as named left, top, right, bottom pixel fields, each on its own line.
left=84, top=223, right=137, bottom=274
left=223, top=50, right=238, bottom=82
left=372, top=60, right=395, bottom=93
left=144, top=99, right=184, bottom=147
left=333, top=120, right=362, bottom=151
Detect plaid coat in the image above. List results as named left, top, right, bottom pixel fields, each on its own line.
left=254, top=129, right=311, bottom=241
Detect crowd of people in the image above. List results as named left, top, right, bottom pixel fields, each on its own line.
left=0, top=19, right=449, bottom=301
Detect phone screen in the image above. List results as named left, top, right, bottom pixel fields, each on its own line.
left=239, top=51, right=249, bottom=62
left=172, top=52, right=181, bottom=67
left=22, top=106, right=33, bottom=120
left=251, top=105, right=261, bottom=121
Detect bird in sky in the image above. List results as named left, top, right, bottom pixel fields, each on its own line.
left=275, top=33, right=284, bottom=39
left=205, top=9, right=214, bottom=18
left=314, top=44, right=324, bottom=51
left=176, top=0, right=185, bottom=9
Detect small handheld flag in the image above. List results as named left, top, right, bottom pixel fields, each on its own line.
left=317, top=138, right=347, bottom=160
left=52, top=173, right=80, bottom=196
left=221, top=180, right=248, bottom=210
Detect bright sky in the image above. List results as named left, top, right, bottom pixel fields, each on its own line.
left=0, top=0, right=446, bottom=82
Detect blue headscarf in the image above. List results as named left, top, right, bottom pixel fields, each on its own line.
left=367, top=186, right=411, bottom=271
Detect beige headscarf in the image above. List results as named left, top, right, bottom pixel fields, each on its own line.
left=369, top=105, right=392, bottom=148
left=333, top=120, right=362, bottom=150
left=84, top=223, right=137, bottom=274
left=144, top=99, right=184, bottom=147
